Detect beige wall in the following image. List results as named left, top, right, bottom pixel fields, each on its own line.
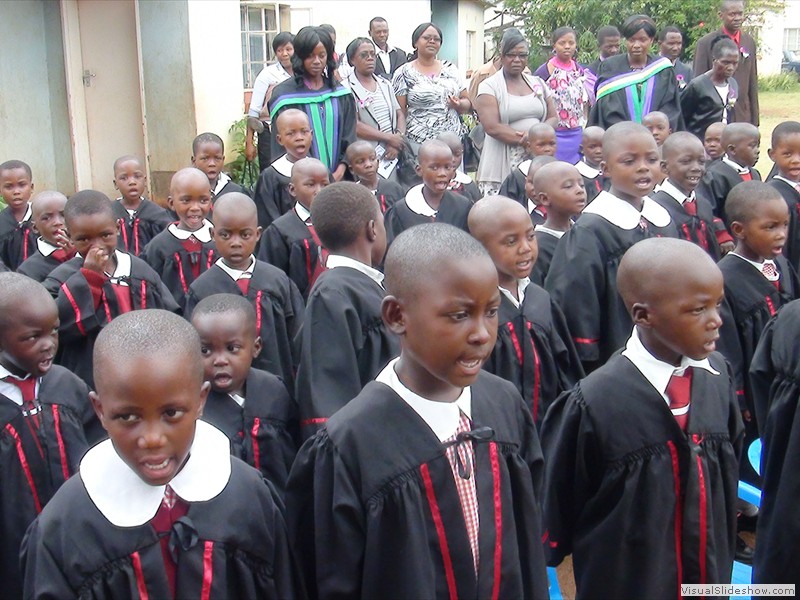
left=458, top=0, right=485, bottom=73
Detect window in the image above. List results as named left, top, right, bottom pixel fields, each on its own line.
left=241, top=4, right=280, bottom=89
left=466, top=30, right=476, bottom=71
left=785, top=28, right=800, bottom=52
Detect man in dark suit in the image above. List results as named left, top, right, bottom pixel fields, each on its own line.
left=658, top=26, right=694, bottom=90
left=693, top=0, right=759, bottom=125
left=369, top=16, right=407, bottom=80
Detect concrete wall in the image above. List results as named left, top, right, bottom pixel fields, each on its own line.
left=431, top=0, right=459, bottom=64
left=757, top=0, right=800, bottom=74
left=457, top=0, right=485, bottom=74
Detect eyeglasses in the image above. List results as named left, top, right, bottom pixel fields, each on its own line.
left=504, top=52, right=530, bottom=60
left=358, top=51, right=377, bottom=59
left=420, top=35, right=442, bottom=43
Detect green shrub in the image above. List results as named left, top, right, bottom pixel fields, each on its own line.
left=759, top=72, right=800, bottom=92
left=225, top=117, right=259, bottom=190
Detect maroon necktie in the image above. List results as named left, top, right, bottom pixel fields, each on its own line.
left=683, top=197, right=697, bottom=216
left=237, top=277, right=250, bottom=295
left=740, top=171, right=752, bottom=182
left=4, top=376, right=40, bottom=429
left=666, top=369, right=693, bottom=431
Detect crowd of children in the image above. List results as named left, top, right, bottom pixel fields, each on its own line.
left=2, top=15, right=800, bottom=600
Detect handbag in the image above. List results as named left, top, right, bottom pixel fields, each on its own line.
left=461, top=113, right=482, bottom=173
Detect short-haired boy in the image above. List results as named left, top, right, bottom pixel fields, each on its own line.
left=110, top=155, right=171, bottom=256
left=542, top=237, right=743, bottom=599
left=438, top=132, right=482, bottom=202
left=43, top=191, right=179, bottom=388
left=191, top=293, right=297, bottom=498
left=470, top=196, right=584, bottom=426
left=185, top=193, right=304, bottom=391
left=253, top=109, right=314, bottom=228
left=642, top=110, right=671, bottom=147
left=384, top=139, right=472, bottom=244
left=257, top=157, right=329, bottom=299
left=345, top=140, right=405, bottom=213
left=574, top=125, right=607, bottom=203
left=287, top=223, right=549, bottom=598
left=192, top=132, right=248, bottom=202
left=500, top=122, right=557, bottom=203
left=767, top=120, right=800, bottom=273
left=546, top=122, right=677, bottom=373
left=142, top=167, right=216, bottom=311
left=704, top=122, right=726, bottom=163
left=295, top=182, right=399, bottom=439
left=0, top=274, right=92, bottom=597
left=0, top=159, right=37, bottom=270
left=523, top=155, right=557, bottom=226
left=704, top=122, right=762, bottom=221
left=21, top=310, right=297, bottom=598
left=18, top=191, right=76, bottom=282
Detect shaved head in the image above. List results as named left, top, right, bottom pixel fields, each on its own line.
left=192, top=293, right=256, bottom=331
left=30, top=190, right=67, bottom=218
left=170, top=167, right=209, bottom=196
left=722, top=122, right=759, bottom=147
left=0, top=273, right=55, bottom=332
left=662, top=132, right=704, bottom=161
left=113, top=155, right=142, bottom=172
left=291, top=157, right=328, bottom=182
left=468, top=195, right=530, bottom=242
left=532, top=161, right=582, bottom=195
left=603, top=121, right=654, bottom=160
left=212, top=192, right=257, bottom=224
left=418, top=139, right=453, bottom=163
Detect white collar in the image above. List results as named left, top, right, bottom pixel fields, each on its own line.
left=517, top=159, right=532, bottom=176
left=271, top=154, right=294, bottom=178
left=730, top=252, right=780, bottom=281
left=405, top=184, right=438, bottom=217
left=721, top=155, right=750, bottom=175
left=80, top=420, right=232, bottom=527
left=168, top=220, right=214, bottom=243
left=774, top=175, right=800, bottom=190
left=215, top=255, right=256, bottom=281
left=212, top=172, right=232, bottom=196
left=107, top=250, right=132, bottom=283
left=659, top=179, right=696, bottom=205
left=373, top=41, right=395, bottom=55
left=0, top=364, right=38, bottom=407
left=36, top=237, right=60, bottom=257
left=294, top=202, right=311, bottom=222
left=452, top=170, right=473, bottom=184
left=375, top=358, right=471, bottom=442
left=229, top=392, right=245, bottom=407
left=622, top=327, right=719, bottom=404
left=498, top=277, right=529, bottom=309
left=535, top=224, right=566, bottom=238
left=582, top=191, right=671, bottom=229
left=325, top=254, right=384, bottom=287
left=18, top=203, right=32, bottom=224
left=574, top=159, right=601, bottom=179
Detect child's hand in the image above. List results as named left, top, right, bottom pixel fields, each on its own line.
left=83, top=246, right=109, bottom=274
left=720, top=241, right=735, bottom=256
left=741, top=409, right=752, bottom=423
left=518, top=131, right=528, bottom=147
left=54, top=230, right=73, bottom=252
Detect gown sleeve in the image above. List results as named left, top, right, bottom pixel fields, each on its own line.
left=20, top=518, right=77, bottom=600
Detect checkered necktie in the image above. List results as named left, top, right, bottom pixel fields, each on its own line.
left=445, top=411, right=480, bottom=574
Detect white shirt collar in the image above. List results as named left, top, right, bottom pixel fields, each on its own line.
left=294, top=202, right=311, bottom=222
left=271, top=154, right=294, bottom=178
left=574, top=159, right=601, bottom=179
left=498, top=277, right=529, bottom=309
left=0, top=364, right=38, bottom=406
left=168, top=220, right=214, bottom=243
left=721, top=155, right=750, bottom=175
left=622, top=327, right=720, bottom=404
left=79, top=420, right=232, bottom=527
left=582, top=190, right=672, bottom=229
left=212, top=172, right=232, bottom=196
left=215, top=255, right=256, bottom=282
left=325, top=254, right=385, bottom=287
left=18, top=203, right=32, bottom=224
left=517, top=159, right=532, bottom=176
left=36, top=237, right=60, bottom=257
left=659, top=179, right=695, bottom=205
left=730, top=252, right=779, bottom=281
left=535, top=224, right=566, bottom=238
left=373, top=41, right=395, bottom=55
left=452, top=170, right=473, bottom=184
left=375, top=358, right=472, bottom=442
left=229, top=392, right=245, bottom=407
left=107, top=250, right=132, bottom=284
left=405, top=184, right=438, bottom=217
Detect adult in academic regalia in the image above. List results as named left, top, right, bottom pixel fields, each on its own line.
left=657, top=26, right=694, bottom=90
left=589, top=14, right=684, bottom=132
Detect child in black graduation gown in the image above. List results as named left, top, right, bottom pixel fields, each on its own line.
left=43, top=191, right=179, bottom=389
left=21, top=310, right=297, bottom=599
left=257, top=157, right=329, bottom=300
left=0, top=160, right=37, bottom=270
left=0, top=274, right=93, bottom=599
left=704, top=122, right=761, bottom=221
left=18, top=191, right=77, bottom=282
left=704, top=122, right=726, bottom=163
left=185, top=193, right=304, bottom=392
left=767, top=121, right=800, bottom=272
left=346, top=140, right=405, bottom=213
left=439, top=132, right=482, bottom=203
left=574, top=126, right=607, bottom=204
left=545, top=122, right=677, bottom=373
left=470, top=196, right=583, bottom=428
left=192, top=132, right=248, bottom=204
left=111, top=155, right=171, bottom=256
left=542, top=237, right=743, bottom=600
left=521, top=155, right=558, bottom=227
left=287, top=223, right=550, bottom=599
left=295, top=182, right=399, bottom=440
left=143, top=168, right=217, bottom=312
left=499, top=122, right=558, bottom=204
left=191, top=294, right=297, bottom=498
left=384, top=139, right=473, bottom=244
left=252, top=108, right=314, bottom=228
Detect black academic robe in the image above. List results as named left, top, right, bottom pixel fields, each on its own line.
left=21, top=458, right=297, bottom=600
left=142, top=229, right=218, bottom=312
left=589, top=54, right=685, bottom=131
left=374, top=178, right=406, bottom=214
left=484, top=284, right=584, bottom=428
left=17, top=248, right=74, bottom=283
left=680, top=74, right=739, bottom=140
left=703, top=159, right=761, bottom=221
left=287, top=372, right=550, bottom=600
left=0, top=207, right=36, bottom=270
left=749, top=299, right=800, bottom=586
left=499, top=163, right=528, bottom=205
left=212, top=179, right=248, bottom=202
left=43, top=255, right=180, bottom=388
left=111, top=199, right=171, bottom=257
left=530, top=229, right=560, bottom=286
left=253, top=164, right=293, bottom=229
left=0, top=366, right=91, bottom=599
left=770, top=178, right=800, bottom=273
left=384, top=191, right=472, bottom=245
left=448, top=176, right=481, bottom=203
left=257, top=210, right=320, bottom=300
left=202, top=368, right=297, bottom=499
left=541, top=351, right=743, bottom=600
left=295, top=266, right=399, bottom=440
left=373, top=46, right=407, bottom=80
left=651, top=189, right=722, bottom=260
left=575, top=161, right=607, bottom=205
left=185, top=261, right=304, bottom=390
left=673, top=58, right=694, bottom=87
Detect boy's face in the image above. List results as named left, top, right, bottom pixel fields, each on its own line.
left=450, top=148, right=464, bottom=174
left=113, top=160, right=146, bottom=204
left=348, top=148, right=378, bottom=182
left=582, top=136, right=604, bottom=166
left=0, top=167, right=34, bottom=211
left=276, top=114, right=312, bottom=160
left=728, top=134, right=760, bottom=167
left=664, top=140, right=706, bottom=193
left=733, top=198, right=789, bottom=261
left=192, top=141, right=225, bottom=185
left=193, top=312, right=261, bottom=396
left=768, top=133, right=800, bottom=182
left=0, top=296, right=59, bottom=378
left=91, top=353, right=209, bottom=487
left=481, top=207, right=537, bottom=286
left=33, top=196, right=68, bottom=246
left=602, top=133, right=660, bottom=201
left=599, top=36, right=621, bottom=59
left=528, top=131, right=557, bottom=157
left=289, top=164, right=329, bottom=210
left=704, top=127, right=724, bottom=160
left=541, top=166, right=588, bottom=216
left=416, top=147, right=453, bottom=193
left=643, top=115, right=670, bottom=146
left=213, top=210, right=261, bottom=270
left=524, top=167, right=539, bottom=202
left=67, top=212, right=119, bottom=260
left=168, top=176, right=212, bottom=231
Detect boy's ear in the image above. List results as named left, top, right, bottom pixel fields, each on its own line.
left=536, top=191, right=551, bottom=207
left=197, top=381, right=210, bottom=418
left=190, top=155, right=196, bottom=166
left=252, top=335, right=263, bottom=359
left=113, top=179, right=119, bottom=191
left=599, top=160, right=608, bottom=176
left=288, top=183, right=297, bottom=198
left=31, top=221, right=40, bottom=235
left=415, top=163, right=422, bottom=176
left=630, top=302, right=652, bottom=328
left=254, top=226, right=263, bottom=243
left=167, top=195, right=174, bottom=210
left=381, top=295, right=406, bottom=336
left=660, top=159, right=669, bottom=175
left=366, top=219, right=377, bottom=243
left=730, top=220, right=746, bottom=240
left=89, top=391, right=109, bottom=432
left=725, top=143, right=736, bottom=155
left=767, top=147, right=775, bottom=162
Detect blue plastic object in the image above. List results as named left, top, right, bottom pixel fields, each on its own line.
left=748, top=439, right=762, bottom=476
left=548, top=566, right=563, bottom=600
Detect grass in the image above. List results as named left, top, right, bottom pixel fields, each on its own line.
left=756, top=89, right=800, bottom=176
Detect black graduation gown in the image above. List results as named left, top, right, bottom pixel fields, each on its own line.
left=484, top=284, right=584, bottom=428
left=295, top=266, right=399, bottom=440
left=212, top=179, right=248, bottom=202
left=43, top=255, right=180, bottom=388
left=17, top=248, right=73, bottom=283
left=374, top=178, right=406, bottom=214
left=286, top=372, right=550, bottom=600
left=651, top=189, right=722, bottom=260
left=448, top=177, right=481, bottom=203
left=499, top=164, right=528, bottom=204
left=530, top=229, right=560, bottom=286
left=0, top=207, right=36, bottom=270
left=185, top=261, right=304, bottom=390
left=541, top=352, right=744, bottom=600
left=680, top=74, right=739, bottom=140
left=770, top=178, right=800, bottom=273
left=575, top=161, right=608, bottom=205
left=21, top=458, right=297, bottom=600
left=384, top=191, right=472, bottom=245
left=142, top=229, right=218, bottom=312
left=253, top=164, right=293, bottom=229
left=111, top=198, right=171, bottom=257
left=257, top=210, right=320, bottom=300
left=703, top=160, right=761, bottom=221
left=749, top=299, right=800, bottom=586
left=0, top=366, right=91, bottom=599
left=201, top=368, right=297, bottom=499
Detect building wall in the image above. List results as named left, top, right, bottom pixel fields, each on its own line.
left=431, top=0, right=459, bottom=64
left=758, top=0, right=800, bottom=74
left=457, top=0, right=485, bottom=74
